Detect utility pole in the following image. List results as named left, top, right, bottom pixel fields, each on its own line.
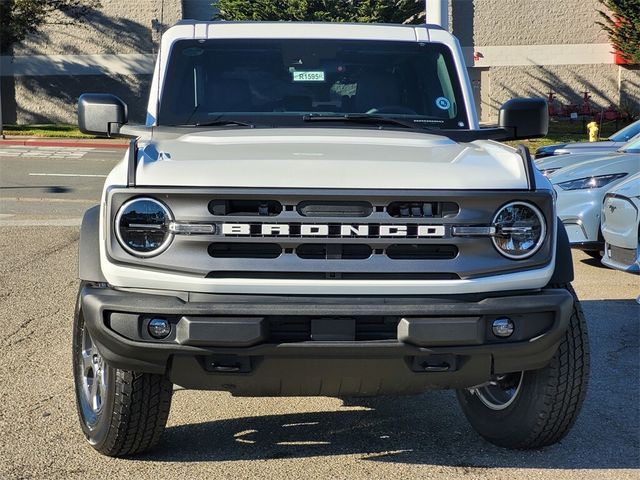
left=425, top=0, right=449, bottom=30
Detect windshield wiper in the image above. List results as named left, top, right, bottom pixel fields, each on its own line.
left=302, top=114, right=423, bottom=130
left=192, top=120, right=255, bottom=128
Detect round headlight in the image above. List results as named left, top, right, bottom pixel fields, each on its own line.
left=115, top=198, right=173, bottom=257
left=492, top=202, right=546, bottom=260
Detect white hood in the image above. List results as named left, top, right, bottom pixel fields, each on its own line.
left=134, top=128, right=528, bottom=190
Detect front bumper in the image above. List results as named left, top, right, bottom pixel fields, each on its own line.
left=601, top=193, right=639, bottom=273
left=556, top=187, right=602, bottom=249
left=602, top=243, right=640, bottom=273
left=81, top=285, right=573, bottom=396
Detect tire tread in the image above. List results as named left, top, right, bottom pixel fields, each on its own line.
left=457, top=284, right=590, bottom=449
left=521, top=284, right=590, bottom=448
left=99, top=370, right=172, bottom=456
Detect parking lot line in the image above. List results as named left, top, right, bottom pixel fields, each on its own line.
left=0, top=146, right=96, bottom=159
left=28, top=173, right=108, bottom=178
left=0, top=218, right=82, bottom=226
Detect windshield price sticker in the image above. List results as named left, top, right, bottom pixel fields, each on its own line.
left=293, top=71, right=326, bottom=82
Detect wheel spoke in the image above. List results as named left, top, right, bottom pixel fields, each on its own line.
left=81, top=350, right=93, bottom=373
left=81, top=328, right=95, bottom=372
left=472, top=372, right=524, bottom=411
left=90, top=375, right=99, bottom=410
left=98, top=367, right=107, bottom=406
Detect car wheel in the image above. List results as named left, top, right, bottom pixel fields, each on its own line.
left=72, top=283, right=173, bottom=456
left=456, top=284, right=589, bottom=449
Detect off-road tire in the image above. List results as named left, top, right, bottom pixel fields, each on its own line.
left=73, top=283, right=173, bottom=456
left=456, top=285, right=589, bottom=449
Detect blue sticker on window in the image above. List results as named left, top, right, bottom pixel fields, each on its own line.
left=435, top=97, right=451, bottom=110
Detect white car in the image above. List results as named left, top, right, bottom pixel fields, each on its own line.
left=536, top=134, right=640, bottom=178
left=602, top=172, right=640, bottom=273
left=551, top=147, right=640, bottom=256
left=72, top=20, right=589, bottom=456
left=535, top=120, right=640, bottom=158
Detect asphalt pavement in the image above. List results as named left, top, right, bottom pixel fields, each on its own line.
left=0, top=148, right=638, bottom=480
left=0, top=146, right=120, bottom=225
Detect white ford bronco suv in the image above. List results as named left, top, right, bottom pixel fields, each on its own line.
left=74, top=21, right=589, bottom=456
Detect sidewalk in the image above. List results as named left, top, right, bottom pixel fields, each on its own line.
left=0, top=135, right=129, bottom=149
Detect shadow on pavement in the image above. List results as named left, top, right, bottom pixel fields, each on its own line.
left=0, top=185, right=74, bottom=193
left=139, top=299, right=639, bottom=469
left=579, top=256, right=609, bottom=269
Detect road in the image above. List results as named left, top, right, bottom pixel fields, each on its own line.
left=0, top=148, right=638, bottom=480
left=0, top=146, right=116, bottom=226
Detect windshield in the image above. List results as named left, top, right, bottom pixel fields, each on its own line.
left=609, top=120, right=640, bottom=142
left=158, top=39, right=469, bottom=130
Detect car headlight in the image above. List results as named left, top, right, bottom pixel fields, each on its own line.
left=492, top=202, right=546, bottom=260
left=115, top=198, right=174, bottom=257
left=557, top=173, right=627, bottom=191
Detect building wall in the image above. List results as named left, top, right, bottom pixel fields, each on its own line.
left=452, top=0, right=639, bottom=123
left=484, top=63, right=639, bottom=123
left=2, top=0, right=182, bottom=124
left=470, top=0, right=609, bottom=45
left=13, top=0, right=181, bottom=55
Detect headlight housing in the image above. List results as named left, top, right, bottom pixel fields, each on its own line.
left=492, top=202, right=546, bottom=260
left=115, top=198, right=173, bottom=257
left=557, top=173, right=627, bottom=191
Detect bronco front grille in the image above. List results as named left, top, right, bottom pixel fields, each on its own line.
left=106, top=188, right=555, bottom=280
left=206, top=242, right=458, bottom=260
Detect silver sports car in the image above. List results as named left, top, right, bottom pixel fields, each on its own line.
left=535, top=120, right=640, bottom=158
left=601, top=172, right=640, bottom=273
left=550, top=141, right=640, bottom=256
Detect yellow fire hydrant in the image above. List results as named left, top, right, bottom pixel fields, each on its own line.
left=587, top=121, right=599, bottom=142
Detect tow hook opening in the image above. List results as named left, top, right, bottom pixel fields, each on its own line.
left=410, top=354, right=459, bottom=373
left=202, top=355, right=253, bottom=373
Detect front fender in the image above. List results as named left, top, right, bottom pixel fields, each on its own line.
left=549, top=217, right=574, bottom=285
left=79, top=205, right=107, bottom=283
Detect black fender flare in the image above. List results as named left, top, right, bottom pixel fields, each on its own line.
left=78, top=205, right=107, bottom=283
left=549, top=217, right=574, bottom=285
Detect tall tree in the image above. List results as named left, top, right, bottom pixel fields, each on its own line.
left=215, top=0, right=425, bottom=24
left=0, top=0, right=101, bottom=54
left=598, top=0, right=640, bottom=63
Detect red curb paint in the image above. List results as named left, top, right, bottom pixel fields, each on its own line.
left=0, top=139, right=128, bottom=149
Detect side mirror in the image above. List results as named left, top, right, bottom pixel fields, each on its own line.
left=499, top=98, right=548, bottom=140
left=78, top=93, right=128, bottom=137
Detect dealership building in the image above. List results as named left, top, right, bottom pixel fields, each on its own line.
left=0, top=0, right=638, bottom=124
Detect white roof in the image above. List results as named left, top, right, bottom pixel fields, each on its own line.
left=164, top=21, right=444, bottom=43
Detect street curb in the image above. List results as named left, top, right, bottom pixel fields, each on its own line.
left=0, top=138, right=128, bottom=149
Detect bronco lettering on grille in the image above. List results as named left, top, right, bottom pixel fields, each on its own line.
left=221, top=223, right=446, bottom=238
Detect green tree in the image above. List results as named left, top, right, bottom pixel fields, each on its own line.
left=214, top=0, right=425, bottom=24
left=0, top=0, right=101, bottom=54
left=598, top=0, right=640, bottom=63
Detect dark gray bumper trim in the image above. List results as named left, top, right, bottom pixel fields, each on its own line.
left=80, top=285, right=573, bottom=390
